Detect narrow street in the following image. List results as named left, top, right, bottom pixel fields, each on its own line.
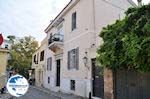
left=15, top=87, right=59, bottom=99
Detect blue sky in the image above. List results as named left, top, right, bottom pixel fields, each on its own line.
left=0, top=0, right=149, bottom=42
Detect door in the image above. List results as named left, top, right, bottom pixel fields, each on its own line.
left=56, top=59, right=61, bottom=86
left=92, top=58, right=104, bottom=98
left=115, top=70, right=150, bottom=99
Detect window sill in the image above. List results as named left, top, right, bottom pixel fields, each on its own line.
left=70, top=28, right=78, bottom=33
left=68, top=68, right=78, bottom=71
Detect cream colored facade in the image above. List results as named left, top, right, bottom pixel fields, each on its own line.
left=32, top=38, right=47, bottom=87
left=43, top=0, right=136, bottom=98
left=0, top=48, right=9, bottom=89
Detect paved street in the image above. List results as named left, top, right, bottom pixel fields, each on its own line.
left=0, top=86, right=84, bottom=99
left=16, top=87, right=59, bottom=99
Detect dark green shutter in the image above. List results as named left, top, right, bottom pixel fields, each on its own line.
left=47, top=58, right=49, bottom=70
left=76, top=47, right=79, bottom=70
left=68, top=51, right=70, bottom=70
left=50, top=57, right=52, bottom=70
left=72, top=12, right=76, bottom=31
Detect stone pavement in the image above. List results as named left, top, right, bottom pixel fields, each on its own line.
left=0, top=93, right=12, bottom=99
left=0, top=86, right=86, bottom=99
left=32, top=86, right=86, bottom=99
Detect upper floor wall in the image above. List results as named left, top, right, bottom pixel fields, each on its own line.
left=45, top=0, right=135, bottom=46
left=32, top=38, right=47, bottom=68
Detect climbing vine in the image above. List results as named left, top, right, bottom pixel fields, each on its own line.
left=97, top=4, right=150, bottom=72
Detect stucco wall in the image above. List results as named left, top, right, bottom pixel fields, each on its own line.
left=44, top=0, right=135, bottom=97
left=32, top=39, right=47, bottom=87
left=0, top=49, right=8, bottom=88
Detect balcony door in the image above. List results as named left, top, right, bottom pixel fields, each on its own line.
left=57, top=23, right=63, bottom=35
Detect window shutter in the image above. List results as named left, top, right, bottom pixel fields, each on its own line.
left=68, top=51, right=71, bottom=70
left=72, top=13, right=74, bottom=31
left=74, top=12, right=76, bottom=29
left=50, top=57, right=52, bottom=70
left=72, top=12, right=76, bottom=31
left=47, top=58, right=49, bottom=70
left=75, top=47, right=79, bottom=70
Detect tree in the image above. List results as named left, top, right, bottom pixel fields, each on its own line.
left=8, top=36, right=38, bottom=78
left=97, top=4, right=150, bottom=72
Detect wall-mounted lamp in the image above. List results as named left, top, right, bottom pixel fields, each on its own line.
left=83, top=56, right=88, bottom=66
left=83, top=52, right=90, bottom=70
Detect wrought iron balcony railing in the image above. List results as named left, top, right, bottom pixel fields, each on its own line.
left=48, top=34, right=64, bottom=45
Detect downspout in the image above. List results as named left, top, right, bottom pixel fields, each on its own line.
left=92, top=0, right=96, bottom=48
left=88, top=0, right=96, bottom=98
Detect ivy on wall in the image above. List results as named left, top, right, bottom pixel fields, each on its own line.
left=97, top=4, right=150, bottom=72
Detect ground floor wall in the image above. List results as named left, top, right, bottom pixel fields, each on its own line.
left=35, top=68, right=44, bottom=87
left=43, top=75, right=92, bottom=97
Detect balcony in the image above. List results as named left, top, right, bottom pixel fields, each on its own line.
left=48, top=34, right=64, bottom=52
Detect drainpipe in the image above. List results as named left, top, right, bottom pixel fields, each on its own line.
left=92, top=0, right=96, bottom=48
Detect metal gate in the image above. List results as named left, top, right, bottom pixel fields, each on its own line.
left=92, top=58, right=104, bottom=98
left=114, top=70, right=150, bottom=99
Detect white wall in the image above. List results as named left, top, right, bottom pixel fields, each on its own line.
left=44, top=0, right=135, bottom=97
left=1, top=40, right=11, bottom=49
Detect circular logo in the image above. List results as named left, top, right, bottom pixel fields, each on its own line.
left=6, top=74, right=29, bottom=97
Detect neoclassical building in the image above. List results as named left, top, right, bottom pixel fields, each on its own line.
left=39, top=0, right=135, bottom=98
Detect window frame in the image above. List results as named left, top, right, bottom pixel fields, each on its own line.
left=68, top=47, right=79, bottom=70
left=48, top=77, right=50, bottom=84
left=40, top=50, right=45, bottom=61
left=70, top=80, right=76, bottom=91
left=47, top=57, right=52, bottom=71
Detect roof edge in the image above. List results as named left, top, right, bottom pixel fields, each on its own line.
left=44, top=0, right=73, bottom=33
left=45, top=0, right=80, bottom=33
left=127, top=0, right=137, bottom=7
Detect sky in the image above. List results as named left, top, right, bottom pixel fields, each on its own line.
left=0, top=0, right=70, bottom=42
left=0, top=0, right=149, bottom=42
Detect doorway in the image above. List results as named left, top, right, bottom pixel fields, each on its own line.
left=91, top=58, right=104, bottom=98
left=56, top=59, right=61, bottom=86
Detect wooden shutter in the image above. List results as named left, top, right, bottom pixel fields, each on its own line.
left=74, top=12, right=76, bottom=29
left=72, top=12, right=76, bottom=31
left=50, top=57, right=52, bottom=70
left=68, top=51, right=71, bottom=70
left=47, top=58, right=49, bottom=70
left=75, top=47, right=79, bottom=70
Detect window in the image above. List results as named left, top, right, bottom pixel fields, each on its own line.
left=47, top=57, right=52, bottom=71
left=40, top=50, right=44, bottom=61
left=37, top=53, right=39, bottom=64
left=5, top=44, right=8, bottom=49
left=34, top=55, right=36, bottom=63
left=68, top=47, right=79, bottom=70
left=72, top=12, right=76, bottom=31
left=34, top=54, right=38, bottom=64
left=48, top=77, right=50, bottom=84
left=70, top=80, right=75, bottom=91
left=57, top=23, right=63, bottom=35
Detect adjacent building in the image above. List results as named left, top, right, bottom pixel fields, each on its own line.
left=32, top=38, right=47, bottom=87
left=1, top=39, right=11, bottom=49
left=0, top=48, right=9, bottom=89
left=32, top=0, right=136, bottom=98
